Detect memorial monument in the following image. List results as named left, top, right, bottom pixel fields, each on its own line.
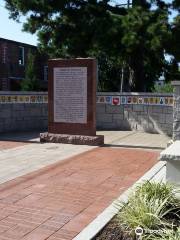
left=40, top=58, right=104, bottom=145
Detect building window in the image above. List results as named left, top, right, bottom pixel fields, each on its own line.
left=19, top=46, right=24, bottom=65
left=2, top=45, right=7, bottom=63
left=44, top=66, right=48, bottom=81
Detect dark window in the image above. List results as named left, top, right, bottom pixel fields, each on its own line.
left=2, top=45, right=7, bottom=63
left=19, top=46, right=24, bottom=65
left=44, top=66, right=48, bottom=81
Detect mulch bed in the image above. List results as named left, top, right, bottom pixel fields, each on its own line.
left=94, top=217, right=133, bottom=240
left=94, top=213, right=180, bottom=240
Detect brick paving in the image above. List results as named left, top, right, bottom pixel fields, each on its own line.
left=0, top=147, right=159, bottom=239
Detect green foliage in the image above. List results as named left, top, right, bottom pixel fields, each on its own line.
left=167, top=15, right=180, bottom=62
left=165, top=59, right=180, bottom=82
left=96, top=53, right=122, bottom=92
left=116, top=181, right=180, bottom=239
left=21, top=51, right=40, bottom=91
left=153, top=228, right=180, bottom=240
left=151, top=83, right=173, bottom=93
left=4, top=0, right=180, bottom=91
left=120, top=4, right=172, bottom=91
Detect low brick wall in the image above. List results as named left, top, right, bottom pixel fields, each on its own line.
left=0, top=92, right=174, bottom=136
left=97, top=93, right=173, bottom=136
left=0, top=92, right=48, bottom=133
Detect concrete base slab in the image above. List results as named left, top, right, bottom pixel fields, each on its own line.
left=40, top=132, right=104, bottom=146
left=160, top=140, right=180, bottom=184
left=166, top=161, right=180, bottom=183
left=98, top=130, right=170, bottom=149
left=160, top=140, right=180, bottom=161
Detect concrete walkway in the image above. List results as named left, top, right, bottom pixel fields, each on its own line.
left=0, top=143, right=95, bottom=184
left=0, top=131, right=170, bottom=184
left=0, top=130, right=170, bottom=148
left=99, top=130, right=170, bottom=149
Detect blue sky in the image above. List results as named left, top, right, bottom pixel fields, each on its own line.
left=0, top=0, right=38, bottom=45
left=0, top=0, right=177, bottom=46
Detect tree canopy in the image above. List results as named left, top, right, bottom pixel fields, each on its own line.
left=4, top=0, right=180, bottom=91
left=21, top=50, right=41, bottom=91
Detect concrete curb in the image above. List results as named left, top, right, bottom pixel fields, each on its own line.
left=73, top=161, right=166, bottom=240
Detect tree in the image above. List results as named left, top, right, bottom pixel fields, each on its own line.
left=120, top=3, right=172, bottom=91
left=5, top=0, right=126, bottom=92
left=166, top=15, right=180, bottom=62
left=21, top=51, right=40, bottom=91
left=5, top=0, right=125, bottom=57
left=4, top=0, right=180, bottom=91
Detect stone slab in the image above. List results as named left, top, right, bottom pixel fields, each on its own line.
left=40, top=132, right=104, bottom=145
left=48, top=58, right=97, bottom=136
left=166, top=161, right=180, bottom=183
left=159, top=140, right=180, bottom=161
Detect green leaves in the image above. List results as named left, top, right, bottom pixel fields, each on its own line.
left=21, top=51, right=40, bottom=91
left=116, top=181, right=180, bottom=239
left=4, top=0, right=180, bottom=91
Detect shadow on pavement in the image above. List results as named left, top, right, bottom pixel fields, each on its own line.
left=0, top=131, right=41, bottom=143
left=103, top=143, right=164, bottom=150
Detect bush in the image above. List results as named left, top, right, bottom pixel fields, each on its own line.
left=151, top=83, right=173, bottom=93
left=155, top=227, right=180, bottom=240
left=21, top=51, right=41, bottom=91
left=116, top=181, right=180, bottom=239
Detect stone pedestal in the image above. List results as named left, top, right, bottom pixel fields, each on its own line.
left=40, top=132, right=104, bottom=146
left=40, top=58, right=104, bottom=145
left=172, top=81, right=180, bottom=141
left=159, top=141, right=180, bottom=183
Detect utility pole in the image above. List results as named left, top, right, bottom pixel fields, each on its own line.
left=120, top=63, right=124, bottom=92
left=117, top=1, right=132, bottom=92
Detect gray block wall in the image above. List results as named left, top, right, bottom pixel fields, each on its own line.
left=0, top=92, right=174, bottom=136
left=0, top=92, right=48, bottom=133
left=0, top=103, right=48, bottom=133
left=96, top=101, right=173, bottom=137
left=172, top=81, right=180, bottom=140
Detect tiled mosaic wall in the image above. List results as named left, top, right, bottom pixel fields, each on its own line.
left=97, top=93, right=173, bottom=136
left=0, top=92, right=48, bottom=133
left=97, top=94, right=173, bottom=106
left=0, top=94, right=48, bottom=104
left=0, top=92, right=173, bottom=136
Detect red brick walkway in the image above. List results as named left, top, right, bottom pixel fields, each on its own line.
left=0, top=141, right=28, bottom=150
left=0, top=147, right=159, bottom=240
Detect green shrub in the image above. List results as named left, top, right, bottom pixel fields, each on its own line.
left=116, top=181, right=180, bottom=239
left=21, top=51, right=41, bottom=91
left=148, top=227, right=180, bottom=240
left=151, top=83, right=173, bottom=93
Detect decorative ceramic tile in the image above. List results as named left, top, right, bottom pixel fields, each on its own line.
left=105, top=96, right=112, bottom=104
left=112, top=97, right=120, bottom=105
left=0, top=94, right=173, bottom=106
left=121, top=96, right=127, bottom=104
left=0, top=95, right=48, bottom=103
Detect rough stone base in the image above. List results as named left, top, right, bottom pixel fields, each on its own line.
left=40, top=132, right=104, bottom=146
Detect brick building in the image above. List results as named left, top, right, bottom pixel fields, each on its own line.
left=0, top=37, right=48, bottom=91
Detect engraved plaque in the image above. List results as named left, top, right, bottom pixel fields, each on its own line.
left=54, top=67, right=87, bottom=123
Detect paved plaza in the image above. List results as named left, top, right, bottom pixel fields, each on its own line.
left=0, top=131, right=170, bottom=184
left=0, top=131, right=170, bottom=239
